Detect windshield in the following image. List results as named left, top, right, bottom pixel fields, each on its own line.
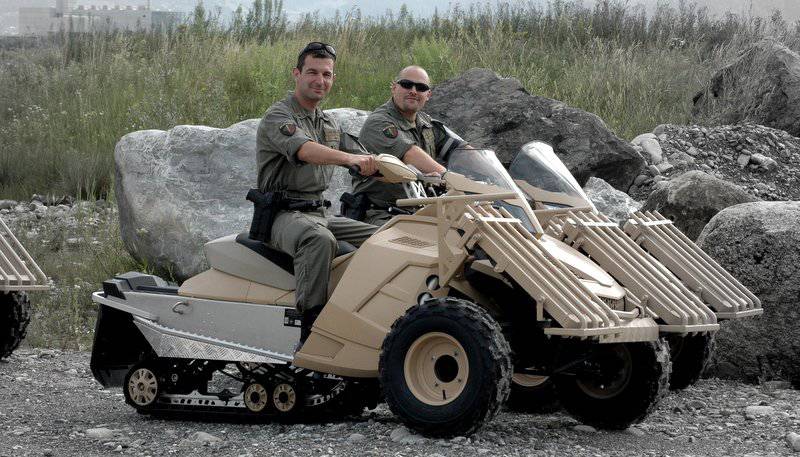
left=508, top=142, right=594, bottom=210
left=447, top=148, right=543, bottom=234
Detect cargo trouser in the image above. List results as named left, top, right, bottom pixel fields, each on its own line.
left=362, top=208, right=394, bottom=227
left=269, top=210, right=378, bottom=313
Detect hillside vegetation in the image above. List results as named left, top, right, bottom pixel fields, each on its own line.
left=0, top=0, right=798, bottom=200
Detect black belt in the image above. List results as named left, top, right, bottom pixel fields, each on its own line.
left=284, top=198, right=331, bottom=212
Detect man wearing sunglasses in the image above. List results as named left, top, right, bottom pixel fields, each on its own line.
left=255, top=42, right=379, bottom=348
left=350, top=65, right=467, bottom=226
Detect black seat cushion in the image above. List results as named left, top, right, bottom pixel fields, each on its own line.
left=235, top=233, right=357, bottom=276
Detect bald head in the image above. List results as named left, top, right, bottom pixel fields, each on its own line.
left=391, top=65, right=432, bottom=121
left=396, top=66, right=430, bottom=85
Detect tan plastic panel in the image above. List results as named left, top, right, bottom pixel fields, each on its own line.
left=624, top=211, right=762, bottom=319
left=546, top=210, right=719, bottom=333
left=294, top=220, right=441, bottom=375
left=0, top=216, right=48, bottom=291
left=179, top=268, right=293, bottom=306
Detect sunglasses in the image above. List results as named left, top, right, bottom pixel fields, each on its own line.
left=395, top=79, right=431, bottom=92
left=300, top=42, right=336, bottom=59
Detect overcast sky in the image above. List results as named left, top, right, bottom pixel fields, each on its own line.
left=2, top=1, right=799, bottom=22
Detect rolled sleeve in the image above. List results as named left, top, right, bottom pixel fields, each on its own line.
left=359, top=117, right=414, bottom=160
left=257, top=106, right=312, bottom=165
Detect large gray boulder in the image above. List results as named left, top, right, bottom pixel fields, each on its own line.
left=424, top=68, right=645, bottom=190
left=692, top=39, right=800, bottom=137
left=115, top=109, right=369, bottom=280
left=696, top=202, right=800, bottom=386
left=640, top=170, right=759, bottom=240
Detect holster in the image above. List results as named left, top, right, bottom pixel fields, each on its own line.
left=340, top=192, right=371, bottom=221
left=246, top=189, right=285, bottom=243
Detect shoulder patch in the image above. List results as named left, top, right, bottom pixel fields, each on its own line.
left=279, top=123, right=297, bottom=136
left=382, top=125, right=398, bottom=139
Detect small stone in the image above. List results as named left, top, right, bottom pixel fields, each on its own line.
left=687, top=399, right=708, bottom=410
left=632, top=133, right=658, bottom=146
left=648, top=164, right=661, bottom=176
left=652, top=124, right=669, bottom=136
left=640, top=138, right=664, bottom=164
left=633, top=174, right=650, bottom=186
left=43, top=450, right=54, bottom=457
left=744, top=405, right=775, bottom=419
left=625, top=427, right=646, bottom=436
left=85, top=428, right=116, bottom=440
left=786, top=432, right=800, bottom=451
left=687, top=146, right=699, bottom=156
left=656, top=161, right=674, bottom=173
left=737, top=154, right=751, bottom=168
left=450, top=436, right=468, bottom=443
left=390, top=426, right=411, bottom=442
left=573, top=424, right=597, bottom=433
left=347, top=433, right=366, bottom=443
left=188, top=431, right=222, bottom=444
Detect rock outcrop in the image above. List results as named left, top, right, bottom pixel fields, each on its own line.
left=424, top=68, right=645, bottom=190
left=641, top=170, right=759, bottom=240
left=692, top=39, right=800, bottom=137
left=627, top=123, right=800, bottom=203
left=697, top=201, right=800, bottom=386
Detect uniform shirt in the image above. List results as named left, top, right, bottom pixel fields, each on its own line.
left=257, top=92, right=361, bottom=200
left=355, top=99, right=458, bottom=207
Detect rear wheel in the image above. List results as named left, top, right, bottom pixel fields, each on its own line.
left=379, top=298, right=512, bottom=437
left=667, top=333, right=715, bottom=390
left=507, top=373, right=560, bottom=413
left=554, top=339, right=671, bottom=430
left=0, top=292, right=31, bottom=359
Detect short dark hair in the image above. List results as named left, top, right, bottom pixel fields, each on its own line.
left=296, top=49, right=336, bottom=71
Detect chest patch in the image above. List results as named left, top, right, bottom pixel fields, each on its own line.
left=279, top=123, right=297, bottom=136
left=382, top=125, right=399, bottom=139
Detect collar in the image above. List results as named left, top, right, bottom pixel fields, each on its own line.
left=384, top=99, right=430, bottom=130
left=286, top=92, right=328, bottom=121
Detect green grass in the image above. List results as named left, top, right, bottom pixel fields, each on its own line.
left=2, top=1, right=798, bottom=200
left=2, top=0, right=800, bottom=348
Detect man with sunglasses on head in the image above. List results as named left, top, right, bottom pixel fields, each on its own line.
left=255, top=42, right=379, bottom=348
left=349, top=65, right=468, bottom=226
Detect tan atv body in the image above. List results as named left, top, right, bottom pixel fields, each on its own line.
left=0, top=217, right=48, bottom=358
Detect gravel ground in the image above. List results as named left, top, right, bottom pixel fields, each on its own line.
left=2, top=349, right=799, bottom=457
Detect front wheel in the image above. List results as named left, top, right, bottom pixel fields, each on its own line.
left=379, top=298, right=512, bottom=437
left=0, top=291, right=32, bottom=359
left=554, top=339, right=671, bottom=430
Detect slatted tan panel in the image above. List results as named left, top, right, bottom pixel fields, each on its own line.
left=0, top=217, right=48, bottom=291
left=624, top=211, right=762, bottom=319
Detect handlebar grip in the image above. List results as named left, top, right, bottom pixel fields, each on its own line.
left=347, top=165, right=361, bottom=177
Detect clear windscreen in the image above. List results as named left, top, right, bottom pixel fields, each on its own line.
left=447, top=148, right=542, bottom=233
left=508, top=142, right=594, bottom=209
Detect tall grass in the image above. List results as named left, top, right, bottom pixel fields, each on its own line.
left=1, top=0, right=799, bottom=200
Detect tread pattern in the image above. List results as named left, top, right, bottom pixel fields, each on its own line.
left=668, top=333, right=716, bottom=390
left=379, top=297, right=512, bottom=437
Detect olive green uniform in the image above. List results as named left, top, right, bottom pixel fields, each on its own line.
left=257, top=92, right=377, bottom=314
left=355, top=99, right=460, bottom=226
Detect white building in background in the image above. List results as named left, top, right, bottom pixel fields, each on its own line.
left=18, top=0, right=183, bottom=36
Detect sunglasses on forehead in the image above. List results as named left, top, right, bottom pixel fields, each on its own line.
left=395, top=79, right=431, bottom=92
left=300, top=42, right=336, bottom=59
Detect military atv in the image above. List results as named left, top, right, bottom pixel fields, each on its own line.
left=88, top=143, right=760, bottom=436
left=0, top=217, right=48, bottom=358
